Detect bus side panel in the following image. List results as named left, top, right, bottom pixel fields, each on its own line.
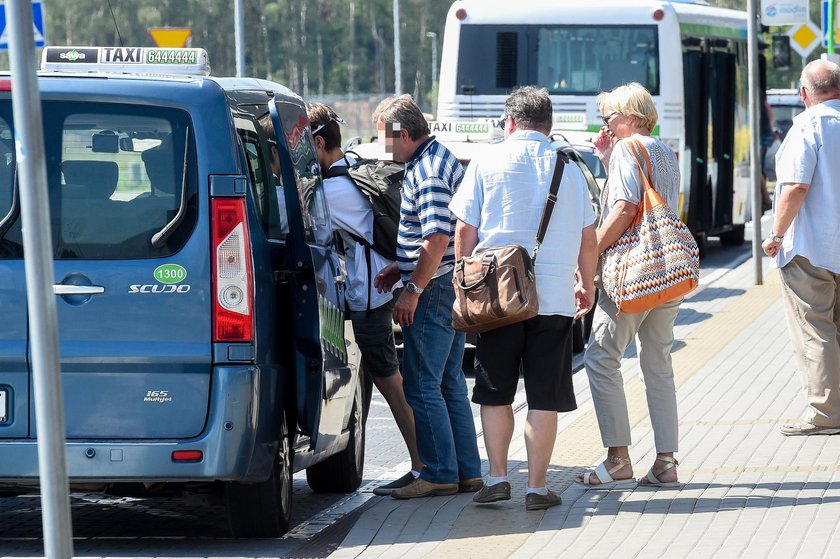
left=711, top=51, right=736, bottom=232
left=683, top=50, right=712, bottom=236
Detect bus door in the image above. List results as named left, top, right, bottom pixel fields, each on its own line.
left=682, top=43, right=712, bottom=238
left=710, top=47, right=736, bottom=232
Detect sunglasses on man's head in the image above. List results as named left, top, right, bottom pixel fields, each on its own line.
left=498, top=116, right=508, bottom=130
left=311, top=115, right=348, bottom=136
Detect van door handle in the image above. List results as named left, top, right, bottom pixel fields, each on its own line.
left=53, top=285, right=105, bottom=295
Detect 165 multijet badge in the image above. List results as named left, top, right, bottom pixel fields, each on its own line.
left=129, top=264, right=191, bottom=294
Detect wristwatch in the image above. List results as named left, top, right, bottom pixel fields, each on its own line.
left=769, top=231, right=784, bottom=243
left=405, top=281, right=424, bottom=294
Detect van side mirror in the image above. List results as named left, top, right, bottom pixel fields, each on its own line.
left=773, top=35, right=791, bottom=70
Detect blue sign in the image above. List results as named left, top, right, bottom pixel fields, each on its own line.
left=0, top=1, right=46, bottom=50
left=823, top=0, right=839, bottom=48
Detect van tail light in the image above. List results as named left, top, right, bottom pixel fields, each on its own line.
left=0, top=80, right=11, bottom=92
left=212, top=198, right=254, bottom=342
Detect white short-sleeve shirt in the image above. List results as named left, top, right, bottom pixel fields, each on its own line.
left=322, top=156, right=393, bottom=312
left=773, top=99, right=840, bottom=273
left=449, top=130, right=596, bottom=317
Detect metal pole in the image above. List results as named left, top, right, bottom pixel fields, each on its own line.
left=427, top=31, right=438, bottom=102
left=234, top=0, right=246, bottom=77
left=393, top=0, right=401, bottom=94
left=7, top=1, right=74, bottom=557
left=747, top=0, right=763, bottom=285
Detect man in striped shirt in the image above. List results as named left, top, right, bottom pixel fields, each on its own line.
left=374, top=95, right=482, bottom=499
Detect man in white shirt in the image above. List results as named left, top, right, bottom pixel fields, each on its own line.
left=306, top=103, right=423, bottom=491
left=763, top=60, right=840, bottom=436
left=449, top=86, right=598, bottom=510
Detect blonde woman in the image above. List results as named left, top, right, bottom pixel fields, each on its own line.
left=579, top=82, right=682, bottom=488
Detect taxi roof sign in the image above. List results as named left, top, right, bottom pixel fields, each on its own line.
left=428, top=120, right=502, bottom=142
left=40, top=47, right=210, bottom=76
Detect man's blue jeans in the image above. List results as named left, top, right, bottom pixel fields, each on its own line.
left=401, top=272, right=481, bottom=484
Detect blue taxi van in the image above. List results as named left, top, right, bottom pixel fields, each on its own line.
left=0, top=46, right=365, bottom=537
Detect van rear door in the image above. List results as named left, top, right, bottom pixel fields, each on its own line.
left=0, top=109, right=27, bottom=437
left=40, top=102, right=208, bottom=440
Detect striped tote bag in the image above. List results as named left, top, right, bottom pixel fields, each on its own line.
left=601, top=139, right=699, bottom=314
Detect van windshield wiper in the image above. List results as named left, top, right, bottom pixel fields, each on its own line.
left=151, top=127, right=190, bottom=249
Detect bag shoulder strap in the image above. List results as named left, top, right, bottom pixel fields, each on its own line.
left=627, top=138, right=656, bottom=194
left=533, top=150, right=567, bottom=261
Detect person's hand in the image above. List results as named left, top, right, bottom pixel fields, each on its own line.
left=574, top=279, right=596, bottom=320
left=392, top=290, right=419, bottom=327
left=374, top=263, right=400, bottom=293
left=762, top=237, right=781, bottom=258
left=594, top=127, right=614, bottom=167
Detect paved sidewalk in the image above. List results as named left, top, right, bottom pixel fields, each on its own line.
left=330, top=255, right=840, bottom=558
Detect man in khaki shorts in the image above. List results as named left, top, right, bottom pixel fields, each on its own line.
left=307, top=102, right=423, bottom=493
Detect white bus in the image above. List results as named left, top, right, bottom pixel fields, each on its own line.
left=437, top=0, right=752, bottom=248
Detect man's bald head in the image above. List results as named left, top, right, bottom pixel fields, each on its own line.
left=800, top=60, right=840, bottom=106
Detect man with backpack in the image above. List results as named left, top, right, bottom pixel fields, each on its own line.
left=306, top=103, right=423, bottom=495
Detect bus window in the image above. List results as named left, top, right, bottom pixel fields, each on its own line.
left=536, top=26, right=659, bottom=94
left=454, top=24, right=659, bottom=96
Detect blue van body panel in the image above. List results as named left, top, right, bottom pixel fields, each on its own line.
left=48, top=253, right=214, bottom=439
left=0, top=260, right=28, bottom=438
left=0, top=366, right=278, bottom=482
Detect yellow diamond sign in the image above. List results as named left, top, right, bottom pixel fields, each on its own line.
left=148, top=27, right=193, bottom=49
left=787, top=20, right=820, bottom=57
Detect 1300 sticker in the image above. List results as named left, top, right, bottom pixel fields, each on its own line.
left=130, top=264, right=191, bottom=294
left=154, top=264, right=187, bottom=284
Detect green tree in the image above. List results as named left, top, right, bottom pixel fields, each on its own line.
left=0, top=0, right=448, bottom=106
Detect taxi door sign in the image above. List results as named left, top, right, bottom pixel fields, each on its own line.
left=0, top=0, right=46, bottom=49
left=149, top=27, right=192, bottom=49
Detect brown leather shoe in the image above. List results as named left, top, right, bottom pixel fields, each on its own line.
left=525, top=489, right=562, bottom=511
left=458, top=477, right=484, bottom=493
left=472, top=481, right=511, bottom=503
left=391, top=478, right=458, bottom=499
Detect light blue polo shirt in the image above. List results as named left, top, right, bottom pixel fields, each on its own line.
left=449, top=130, right=595, bottom=317
left=774, top=99, right=840, bottom=273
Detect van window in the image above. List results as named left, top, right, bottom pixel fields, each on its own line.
left=0, top=115, right=17, bottom=257
left=51, top=104, right=197, bottom=259
left=237, top=110, right=289, bottom=240
left=275, top=101, right=333, bottom=247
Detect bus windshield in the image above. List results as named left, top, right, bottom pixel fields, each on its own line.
left=456, top=24, right=659, bottom=96
left=537, top=26, right=659, bottom=94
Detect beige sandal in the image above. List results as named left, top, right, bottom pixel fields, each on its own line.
left=579, top=455, right=633, bottom=487
left=638, top=454, right=681, bottom=487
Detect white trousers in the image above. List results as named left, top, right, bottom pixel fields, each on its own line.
left=583, top=294, right=682, bottom=452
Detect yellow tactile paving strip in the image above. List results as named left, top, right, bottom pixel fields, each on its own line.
left=430, top=274, right=783, bottom=557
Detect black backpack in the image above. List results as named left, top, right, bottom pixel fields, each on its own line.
left=324, top=152, right=404, bottom=261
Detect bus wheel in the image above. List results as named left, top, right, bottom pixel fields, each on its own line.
left=719, top=225, right=745, bottom=247
left=225, top=413, right=293, bottom=538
